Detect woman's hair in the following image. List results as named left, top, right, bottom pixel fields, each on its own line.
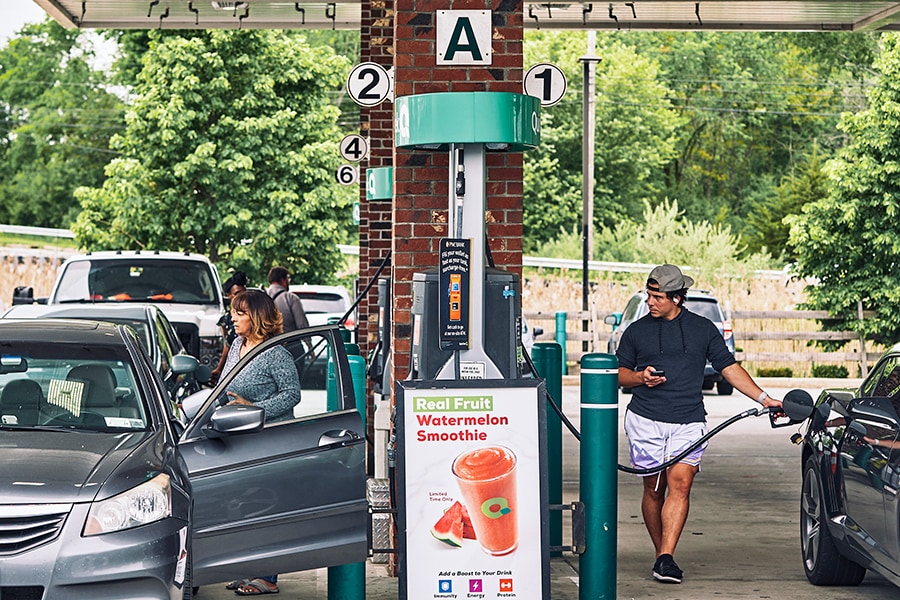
left=231, top=289, right=283, bottom=340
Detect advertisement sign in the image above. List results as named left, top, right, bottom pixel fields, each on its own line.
left=439, top=238, right=471, bottom=351
left=397, top=380, right=549, bottom=599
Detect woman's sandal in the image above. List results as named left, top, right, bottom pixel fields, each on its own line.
left=225, top=579, right=250, bottom=590
left=234, top=578, right=279, bottom=595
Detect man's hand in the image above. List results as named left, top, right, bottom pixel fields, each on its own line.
left=642, top=366, right=666, bottom=388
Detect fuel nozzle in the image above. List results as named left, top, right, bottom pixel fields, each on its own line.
left=790, top=432, right=804, bottom=445
left=455, top=146, right=465, bottom=197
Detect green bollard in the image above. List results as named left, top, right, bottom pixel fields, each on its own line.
left=531, top=342, right=563, bottom=556
left=555, top=311, right=568, bottom=375
left=579, top=353, right=618, bottom=600
left=327, top=561, right=365, bottom=600
left=347, top=353, right=367, bottom=434
left=326, top=345, right=367, bottom=600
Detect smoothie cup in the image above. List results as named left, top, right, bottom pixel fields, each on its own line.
left=451, top=445, right=518, bottom=556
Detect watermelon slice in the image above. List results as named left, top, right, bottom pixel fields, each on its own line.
left=459, top=503, right=477, bottom=540
left=430, top=501, right=465, bottom=547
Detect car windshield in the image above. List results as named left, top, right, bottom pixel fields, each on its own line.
left=54, top=259, right=218, bottom=305
left=685, top=299, right=723, bottom=323
left=0, top=343, right=147, bottom=432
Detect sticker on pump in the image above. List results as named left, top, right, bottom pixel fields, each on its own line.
left=459, top=362, right=486, bottom=379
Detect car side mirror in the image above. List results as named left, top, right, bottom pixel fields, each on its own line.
left=204, top=404, right=265, bottom=438
left=171, top=353, right=199, bottom=375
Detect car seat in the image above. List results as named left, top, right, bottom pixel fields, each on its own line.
left=66, top=364, right=139, bottom=419
left=0, top=379, right=42, bottom=426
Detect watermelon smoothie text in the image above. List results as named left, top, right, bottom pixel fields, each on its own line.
left=452, top=446, right=518, bottom=556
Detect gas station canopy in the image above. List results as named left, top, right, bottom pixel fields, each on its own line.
left=34, top=1, right=900, bottom=32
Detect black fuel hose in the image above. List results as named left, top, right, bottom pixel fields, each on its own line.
left=521, top=346, right=775, bottom=476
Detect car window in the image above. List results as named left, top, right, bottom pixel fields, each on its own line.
left=621, top=294, right=644, bottom=323
left=868, top=356, right=900, bottom=401
left=209, top=331, right=345, bottom=425
left=55, top=259, right=218, bottom=305
left=685, top=299, right=724, bottom=323
left=293, top=292, right=349, bottom=315
left=0, top=344, right=147, bottom=431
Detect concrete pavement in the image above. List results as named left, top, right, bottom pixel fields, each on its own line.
left=197, top=382, right=898, bottom=599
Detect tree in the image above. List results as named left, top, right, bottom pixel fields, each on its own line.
left=523, top=32, right=684, bottom=250
left=73, top=29, right=354, bottom=284
left=0, top=19, right=122, bottom=227
left=789, top=33, right=900, bottom=342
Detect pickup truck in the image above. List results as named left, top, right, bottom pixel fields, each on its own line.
left=13, top=250, right=226, bottom=367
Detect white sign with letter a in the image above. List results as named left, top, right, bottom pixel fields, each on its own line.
left=436, top=10, right=492, bottom=66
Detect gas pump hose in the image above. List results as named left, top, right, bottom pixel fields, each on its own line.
left=522, top=348, right=776, bottom=476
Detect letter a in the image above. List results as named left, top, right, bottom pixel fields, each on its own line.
left=445, top=17, right=482, bottom=62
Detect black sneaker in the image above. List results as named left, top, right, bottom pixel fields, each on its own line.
left=652, top=554, right=683, bottom=583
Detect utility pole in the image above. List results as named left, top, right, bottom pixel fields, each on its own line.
left=580, top=32, right=601, bottom=350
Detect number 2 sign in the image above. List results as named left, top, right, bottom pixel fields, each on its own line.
left=347, top=62, right=392, bottom=107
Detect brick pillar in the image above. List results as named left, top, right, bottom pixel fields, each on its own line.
left=391, top=0, right=525, bottom=384
left=360, top=0, right=395, bottom=473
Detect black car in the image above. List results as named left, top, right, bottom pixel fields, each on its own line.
left=800, top=343, right=900, bottom=588
left=0, top=320, right=366, bottom=599
left=2, top=303, right=207, bottom=405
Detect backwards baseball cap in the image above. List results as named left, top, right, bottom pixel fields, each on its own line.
left=648, top=264, right=694, bottom=293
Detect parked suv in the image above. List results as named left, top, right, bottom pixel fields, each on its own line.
left=14, top=251, right=226, bottom=368
left=605, top=290, right=735, bottom=395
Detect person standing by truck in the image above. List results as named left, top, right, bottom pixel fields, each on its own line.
left=616, top=264, right=782, bottom=584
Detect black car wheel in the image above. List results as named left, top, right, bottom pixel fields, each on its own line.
left=716, top=380, right=734, bottom=395
left=800, top=457, right=866, bottom=586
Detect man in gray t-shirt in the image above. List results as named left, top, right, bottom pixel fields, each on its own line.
left=265, top=266, right=309, bottom=332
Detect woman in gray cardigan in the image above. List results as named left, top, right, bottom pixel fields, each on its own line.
left=220, top=289, right=300, bottom=594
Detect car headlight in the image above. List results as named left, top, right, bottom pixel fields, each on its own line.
left=84, top=473, right=171, bottom=536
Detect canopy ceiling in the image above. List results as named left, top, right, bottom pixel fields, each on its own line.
left=32, top=1, right=900, bottom=32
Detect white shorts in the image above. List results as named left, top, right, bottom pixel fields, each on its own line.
left=624, top=410, right=708, bottom=476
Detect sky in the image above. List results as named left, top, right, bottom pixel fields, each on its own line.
left=2, top=1, right=47, bottom=44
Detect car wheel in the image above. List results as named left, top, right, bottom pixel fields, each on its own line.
left=800, top=457, right=866, bottom=586
left=717, top=380, right=734, bottom=395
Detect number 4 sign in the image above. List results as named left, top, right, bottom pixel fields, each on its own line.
left=523, top=63, right=567, bottom=107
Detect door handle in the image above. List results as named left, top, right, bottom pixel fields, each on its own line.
left=319, top=428, right=361, bottom=447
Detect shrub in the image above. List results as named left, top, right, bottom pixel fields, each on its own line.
left=811, top=364, right=849, bottom=379
left=757, top=367, right=794, bottom=377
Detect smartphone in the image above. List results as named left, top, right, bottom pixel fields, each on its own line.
left=651, top=369, right=665, bottom=377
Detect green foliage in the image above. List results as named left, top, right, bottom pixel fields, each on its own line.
left=523, top=32, right=684, bottom=248
left=789, top=33, right=900, bottom=344
left=0, top=19, right=123, bottom=227
left=73, top=29, right=354, bottom=284
left=757, top=367, right=793, bottom=377
left=523, top=30, right=876, bottom=258
left=811, top=364, right=849, bottom=379
left=595, top=199, right=775, bottom=279
left=744, top=148, right=829, bottom=261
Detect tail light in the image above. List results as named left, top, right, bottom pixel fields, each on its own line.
left=722, top=320, right=733, bottom=341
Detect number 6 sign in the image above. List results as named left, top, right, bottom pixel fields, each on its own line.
left=523, top=63, right=567, bottom=107
left=347, top=62, right=392, bottom=107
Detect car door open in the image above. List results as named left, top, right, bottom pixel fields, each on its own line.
left=179, top=327, right=368, bottom=586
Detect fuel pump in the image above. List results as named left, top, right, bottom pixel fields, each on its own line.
left=395, top=92, right=540, bottom=381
